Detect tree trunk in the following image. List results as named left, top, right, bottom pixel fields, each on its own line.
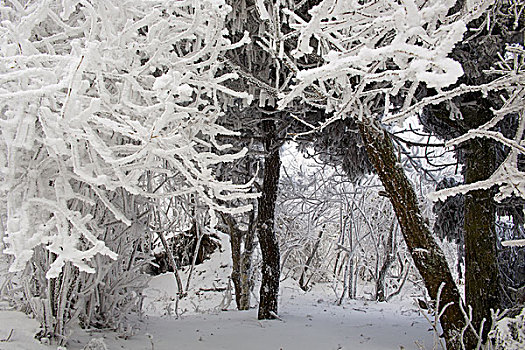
left=222, top=213, right=243, bottom=309
left=221, top=212, right=255, bottom=311
left=376, top=221, right=396, bottom=302
left=358, top=119, right=466, bottom=349
left=257, top=120, right=281, bottom=320
left=239, top=210, right=256, bottom=309
left=157, top=230, right=185, bottom=297
left=299, top=229, right=324, bottom=291
left=464, top=110, right=500, bottom=347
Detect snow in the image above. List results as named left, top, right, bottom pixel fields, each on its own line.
left=0, top=236, right=435, bottom=350
left=1, top=1, right=521, bottom=349
left=502, top=238, right=525, bottom=247
left=0, top=282, right=435, bottom=350
left=119, top=294, right=432, bottom=350
left=0, top=310, right=47, bottom=350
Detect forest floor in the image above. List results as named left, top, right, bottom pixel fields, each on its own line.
left=0, top=235, right=437, bottom=350
left=0, top=280, right=436, bottom=350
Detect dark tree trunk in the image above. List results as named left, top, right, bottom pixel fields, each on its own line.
left=257, top=120, right=281, bottom=320
left=358, top=119, right=466, bottom=349
left=463, top=109, right=500, bottom=347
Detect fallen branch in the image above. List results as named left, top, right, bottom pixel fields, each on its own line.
left=199, top=287, right=228, bottom=292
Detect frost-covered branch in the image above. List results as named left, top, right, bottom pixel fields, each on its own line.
left=279, top=0, right=492, bottom=123
left=430, top=45, right=525, bottom=209
left=0, top=0, right=254, bottom=278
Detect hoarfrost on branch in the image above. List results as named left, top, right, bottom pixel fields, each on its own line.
left=0, top=0, right=253, bottom=278
left=279, top=0, right=491, bottom=125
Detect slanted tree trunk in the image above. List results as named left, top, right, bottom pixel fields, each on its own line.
left=358, top=119, right=466, bottom=349
left=299, top=228, right=324, bottom=291
left=157, top=230, right=185, bottom=297
left=463, top=108, right=500, bottom=347
left=257, top=119, right=281, bottom=320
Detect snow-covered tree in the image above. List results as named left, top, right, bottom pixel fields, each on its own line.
left=278, top=0, right=495, bottom=348
left=0, top=0, right=254, bottom=341
left=277, top=162, right=413, bottom=303
left=430, top=42, right=525, bottom=206
left=0, top=0, right=251, bottom=279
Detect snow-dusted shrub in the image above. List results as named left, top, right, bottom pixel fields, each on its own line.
left=276, top=157, right=414, bottom=301
left=83, top=337, right=108, bottom=350
left=489, top=308, right=525, bottom=349
left=0, top=0, right=251, bottom=279
left=0, top=0, right=252, bottom=341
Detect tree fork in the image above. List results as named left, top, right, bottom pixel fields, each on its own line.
left=220, top=212, right=244, bottom=309
left=257, top=119, right=281, bottom=320
left=358, top=119, right=467, bottom=349
left=220, top=211, right=256, bottom=311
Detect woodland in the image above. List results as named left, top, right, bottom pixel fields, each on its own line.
left=0, top=0, right=525, bottom=349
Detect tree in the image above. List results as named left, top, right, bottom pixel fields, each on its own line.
left=416, top=5, right=525, bottom=343
left=224, top=0, right=293, bottom=318
left=255, top=118, right=282, bottom=319
left=214, top=108, right=261, bottom=310
left=278, top=0, right=494, bottom=347
left=0, top=0, right=253, bottom=341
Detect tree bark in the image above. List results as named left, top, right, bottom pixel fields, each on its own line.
left=376, top=221, right=396, bottom=302
left=239, top=210, right=256, bottom=309
left=222, top=212, right=243, bottom=309
left=463, top=110, right=500, bottom=347
left=156, top=230, right=185, bottom=297
left=299, top=229, right=324, bottom=291
left=257, top=120, right=281, bottom=320
left=221, top=212, right=255, bottom=310
left=358, top=119, right=466, bottom=349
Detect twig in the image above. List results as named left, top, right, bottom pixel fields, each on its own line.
left=0, top=329, right=13, bottom=342
left=200, top=287, right=228, bottom=292
left=156, top=230, right=185, bottom=298
left=415, top=283, right=447, bottom=350
left=269, top=311, right=285, bottom=322
left=185, top=222, right=204, bottom=292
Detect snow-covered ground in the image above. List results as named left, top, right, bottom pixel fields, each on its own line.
left=0, top=279, right=435, bottom=350
left=0, top=235, right=436, bottom=350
